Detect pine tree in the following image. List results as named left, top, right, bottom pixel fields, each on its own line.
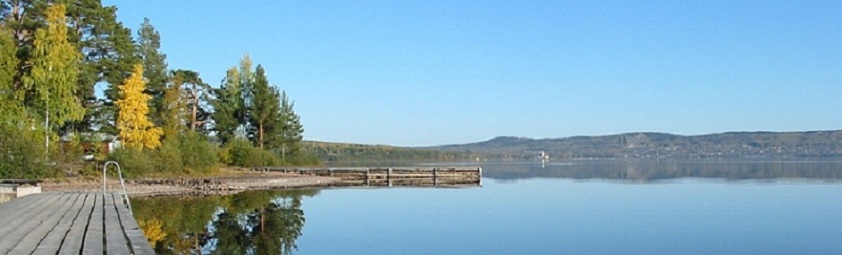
left=116, top=64, right=163, bottom=150
left=27, top=3, right=84, bottom=137
left=248, top=65, right=280, bottom=148
left=136, top=17, right=168, bottom=125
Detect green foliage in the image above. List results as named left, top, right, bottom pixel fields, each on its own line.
left=171, top=69, right=211, bottom=133
left=112, top=131, right=219, bottom=176
left=108, top=147, right=156, bottom=178
left=224, top=138, right=280, bottom=168
left=248, top=65, right=280, bottom=148
left=28, top=3, right=84, bottom=131
left=211, top=67, right=243, bottom=144
left=136, top=17, right=169, bottom=126
left=0, top=24, right=22, bottom=122
left=0, top=123, right=50, bottom=179
left=155, top=137, right=184, bottom=174
left=175, top=131, right=219, bottom=174
left=305, top=141, right=473, bottom=163
left=273, top=91, right=304, bottom=160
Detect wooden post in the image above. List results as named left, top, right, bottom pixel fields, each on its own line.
left=365, top=168, right=370, bottom=186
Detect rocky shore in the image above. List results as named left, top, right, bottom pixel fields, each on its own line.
left=42, top=172, right=341, bottom=197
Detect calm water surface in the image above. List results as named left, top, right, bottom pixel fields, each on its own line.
left=133, top=160, right=842, bottom=254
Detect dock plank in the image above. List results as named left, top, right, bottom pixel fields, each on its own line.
left=58, top=193, right=95, bottom=255
left=0, top=193, right=155, bottom=254
left=104, top=193, right=131, bottom=254
left=81, top=193, right=104, bottom=254
left=9, top=193, right=81, bottom=254
left=32, top=193, right=88, bottom=255
left=112, top=193, right=157, bottom=255
left=0, top=194, right=68, bottom=254
left=0, top=193, right=50, bottom=237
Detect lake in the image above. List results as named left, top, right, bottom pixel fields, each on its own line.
left=132, top=159, right=842, bottom=254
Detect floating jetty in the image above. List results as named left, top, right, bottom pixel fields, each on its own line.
left=258, top=166, right=483, bottom=187
left=0, top=192, right=154, bottom=254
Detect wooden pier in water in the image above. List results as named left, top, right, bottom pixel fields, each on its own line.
left=0, top=193, right=154, bottom=254
left=259, top=166, right=483, bottom=187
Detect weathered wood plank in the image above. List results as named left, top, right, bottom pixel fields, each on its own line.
left=32, top=193, right=88, bottom=255
left=0, top=193, right=155, bottom=254
left=0, top=193, right=70, bottom=254
left=112, top=193, right=157, bottom=255
left=0, top=192, right=37, bottom=215
left=0, top=193, right=51, bottom=237
left=104, top=192, right=131, bottom=254
left=0, top=192, right=49, bottom=234
left=81, top=193, right=104, bottom=254
left=58, top=193, right=95, bottom=255
left=10, top=193, right=82, bottom=254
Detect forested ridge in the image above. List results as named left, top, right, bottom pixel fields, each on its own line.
left=433, top=131, right=842, bottom=159
left=0, top=1, right=313, bottom=178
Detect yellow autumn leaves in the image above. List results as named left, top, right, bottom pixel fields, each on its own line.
left=116, top=64, right=163, bottom=150
left=138, top=219, right=166, bottom=246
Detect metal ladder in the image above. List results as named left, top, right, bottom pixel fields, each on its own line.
left=102, top=161, right=133, bottom=214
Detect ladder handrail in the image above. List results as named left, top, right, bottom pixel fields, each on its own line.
left=103, top=161, right=133, bottom=214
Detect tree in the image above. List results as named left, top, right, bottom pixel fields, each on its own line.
left=211, top=67, right=243, bottom=144
left=211, top=55, right=253, bottom=144
left=276, top=92, right=304, bottom=159
left=116, top=64, right=162, bottom=150
left=0, top=24, right=22, bottom=122
left=174, top=70, right=211, bottom=132
left=161, top=70, right=185, bottom=140
left=26, top=3, right=83, bottom=153
left=55, top=0, right=140, bottom=135
left=248, top=65, right=280, bottom=148
left=237, top=55, right=254, bottom=137
left=136, top=17, right=168, bottom=125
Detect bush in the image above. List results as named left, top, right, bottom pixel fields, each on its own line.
left=106, top=132, right=220, bottom=177
left=108, top=147, right=156, bottom=178
left=155, top=137, right=184, bottom=174
left=175, top=132, right=219, bottom=174
left=224, top=138, right=280, bottom=168
left=0, top=123, right=51, bottom=178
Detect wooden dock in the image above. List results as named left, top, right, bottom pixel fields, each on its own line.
left=259, top=166, right=483, bottom=187
left=0, top=193, right=154, bottom=254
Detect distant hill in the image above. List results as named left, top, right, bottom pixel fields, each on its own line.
left=430, top=131, right=842, bottom=159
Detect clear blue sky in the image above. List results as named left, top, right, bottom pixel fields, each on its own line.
left=104, top=0, right=842, bottom=146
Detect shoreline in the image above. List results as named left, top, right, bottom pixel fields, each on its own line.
left=41, top=172, right=342, bottom=197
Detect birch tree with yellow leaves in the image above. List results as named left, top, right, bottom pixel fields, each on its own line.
left=116, top=64, right=163, bottom=150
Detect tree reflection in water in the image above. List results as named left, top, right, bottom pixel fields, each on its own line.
left=132, top=189, right=318, bottom=255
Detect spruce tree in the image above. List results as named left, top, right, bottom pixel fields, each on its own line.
left=278, top=91, right=304, bottom=159
left=212, top=67, right=242, bottom=144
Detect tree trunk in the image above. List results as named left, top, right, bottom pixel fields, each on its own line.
left=258, top=123, right=264, bottom=148
left=191, top=89, right=198, bottom=131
